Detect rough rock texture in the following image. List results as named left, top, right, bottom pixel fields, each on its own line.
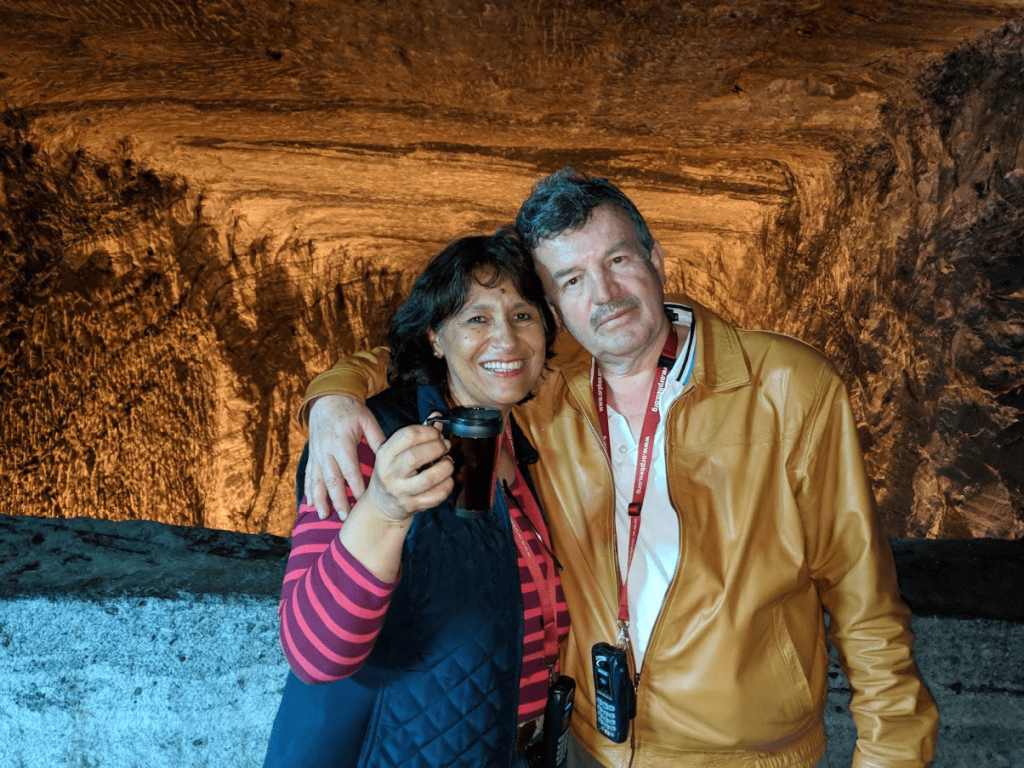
left=2, top=514, right=1022, bottom=767
left=0, top=1, right=1022, bottom=537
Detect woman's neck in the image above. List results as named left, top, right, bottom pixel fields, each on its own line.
left=445, top=390, right=512, bottom=422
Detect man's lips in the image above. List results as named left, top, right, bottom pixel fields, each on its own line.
left=592, top=299, right=639, bottom=330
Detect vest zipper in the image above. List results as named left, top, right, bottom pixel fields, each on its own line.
left=494, top=481, right=526, bottom=741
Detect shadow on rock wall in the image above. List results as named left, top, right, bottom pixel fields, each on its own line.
left=761, top=24, right=1024, bottom=540
left=0, top=113, right=405, bottom=533
left=882, top=26, right=1024, bottom=538
left=1, top=22, right=1023, bottom=540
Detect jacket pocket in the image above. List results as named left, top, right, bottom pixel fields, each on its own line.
left=770, top=605, right=816, bottom=719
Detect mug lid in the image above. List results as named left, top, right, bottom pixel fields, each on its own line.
left=449, top=405, right=503, bottom=436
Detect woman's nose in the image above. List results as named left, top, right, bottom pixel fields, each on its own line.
left=489, top=318, right=515, bottom=347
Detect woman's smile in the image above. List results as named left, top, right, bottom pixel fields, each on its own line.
left=429, top=276, right=547, bottom=415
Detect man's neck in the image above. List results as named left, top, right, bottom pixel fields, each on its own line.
left=599, top=322, right=674, bottom=436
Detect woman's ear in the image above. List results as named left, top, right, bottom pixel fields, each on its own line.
left=427, top=328, right=444, bottom=359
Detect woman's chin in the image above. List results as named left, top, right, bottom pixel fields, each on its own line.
left=471, top=388, right=531, bottom=412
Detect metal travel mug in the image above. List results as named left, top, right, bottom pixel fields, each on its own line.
left=426, top=406, right=503, bottom=519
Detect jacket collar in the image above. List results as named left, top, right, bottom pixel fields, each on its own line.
left=685, top=296, right=751, bottom=392
left=555, top=295, right=752, bottom=413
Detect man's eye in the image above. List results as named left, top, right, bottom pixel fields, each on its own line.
left=514, top=312, right=535, bottom=321
left=466, top=316, right=487, bottom=324
left=563, top=276, right=580, bottom=289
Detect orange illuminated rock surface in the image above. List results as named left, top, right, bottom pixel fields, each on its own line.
left=0, top=1, right=1021, bottom=538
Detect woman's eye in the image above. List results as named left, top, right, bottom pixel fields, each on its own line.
left=514, top=312, right=535, bottom=321
left=466, top=316, right=487, bottom=324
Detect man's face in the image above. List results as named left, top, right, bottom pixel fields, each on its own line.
left=532, top=204, right=668, bottom=367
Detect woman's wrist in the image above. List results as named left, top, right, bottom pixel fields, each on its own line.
left=338, top=499, right=413, bottom=582
left=354, top=492, right=418, bottom=527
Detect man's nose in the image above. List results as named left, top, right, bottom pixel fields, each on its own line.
left=589, top=269, right=617, bottom=304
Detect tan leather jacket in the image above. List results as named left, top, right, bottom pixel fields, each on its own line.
left=301, top=297, right=938, bottom=768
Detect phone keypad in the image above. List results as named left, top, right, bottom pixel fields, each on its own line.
left=597, top=702, right=618, bottom=735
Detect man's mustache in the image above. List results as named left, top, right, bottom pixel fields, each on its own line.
left=590, top=297, right=639, bottom=330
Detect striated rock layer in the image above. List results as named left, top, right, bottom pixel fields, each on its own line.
left=0, top=1, right=1022, bottom=538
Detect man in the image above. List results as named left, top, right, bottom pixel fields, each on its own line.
left=300, top=169, right=938, bottom=767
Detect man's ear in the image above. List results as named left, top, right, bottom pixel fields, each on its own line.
left=546, top=298, right=564, bottom=330
left=650, top=240, right=667, bottom=285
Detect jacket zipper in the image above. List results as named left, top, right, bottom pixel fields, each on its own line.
left=575, top=368, right=696, bottom=768
left=575, top=386, right=643, bottom=768
left=625, top=387, right=694, bottom=768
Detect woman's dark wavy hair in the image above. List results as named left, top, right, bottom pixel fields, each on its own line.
left=387, top=232, right=558, bottom=395
left=514, top=166, right=655, bottom=256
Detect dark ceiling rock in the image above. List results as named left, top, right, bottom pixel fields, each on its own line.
left=0, top=1, right=1022, bottom=538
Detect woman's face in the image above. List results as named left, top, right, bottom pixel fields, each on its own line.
left=428, top=275, right=547, bottom=415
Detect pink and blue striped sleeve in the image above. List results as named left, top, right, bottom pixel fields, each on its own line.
left=278, top=443, right=397, bottom=683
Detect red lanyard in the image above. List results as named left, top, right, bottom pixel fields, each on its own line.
left=591, top=330, right=678, bottom=630
left=503, top=425, right=562, bottom=672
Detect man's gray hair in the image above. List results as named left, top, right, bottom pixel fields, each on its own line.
left=514, top=167, right=655, bottom=256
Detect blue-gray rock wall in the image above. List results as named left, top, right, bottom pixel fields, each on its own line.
left=1, top=514, right=1021, bottom=766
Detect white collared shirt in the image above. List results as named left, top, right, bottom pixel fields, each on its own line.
left=606, top=303, right=695, bottom=671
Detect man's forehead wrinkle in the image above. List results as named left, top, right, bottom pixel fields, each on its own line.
left=604, top=239, right=630, bottom=257
left=548, top=238, right=630, bottom=280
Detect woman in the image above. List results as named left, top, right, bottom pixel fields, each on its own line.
left=264, top=233, right=570, bottom=768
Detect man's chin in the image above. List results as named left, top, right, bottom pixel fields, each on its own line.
left=589, top=332, right=641, bottom=358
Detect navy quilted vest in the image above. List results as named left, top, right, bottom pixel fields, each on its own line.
left=265, top=385, right=526, bottom=768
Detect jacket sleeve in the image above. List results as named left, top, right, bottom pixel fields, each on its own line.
left=297, top=347, right=393, bottom=427
left=797, top=364, right=938, bottom=768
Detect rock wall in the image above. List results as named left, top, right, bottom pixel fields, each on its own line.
left=0, top=1, right=1022, bottom=537
left=0, top=117, right=408, bottom=533
left=2, top=514, right=1022, bottom=767
left=773, top=27, right=1024, bottom=539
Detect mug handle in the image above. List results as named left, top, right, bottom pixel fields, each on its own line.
left=423, top=414, right=449, bottom=428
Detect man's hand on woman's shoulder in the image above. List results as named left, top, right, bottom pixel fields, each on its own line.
left=306, top=395, right=386, bottom=520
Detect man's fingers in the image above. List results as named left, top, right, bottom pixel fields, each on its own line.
left=303, top=456, right=316, bottom=508
left=307, top=463, right=331, bottom=521
left=335, top=444, right=366, bottom=499
left=363, top=414, right=387, bottom=453
left=322, top=453, right=351, bottom=519
left=306, top=394, right=384, bottom=518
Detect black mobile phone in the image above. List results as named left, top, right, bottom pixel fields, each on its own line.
left=592, top=642, right=635, bottom=743
left=526, top=675, right=575, bottom=768
left=544, top=675, right=575, bottom=767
